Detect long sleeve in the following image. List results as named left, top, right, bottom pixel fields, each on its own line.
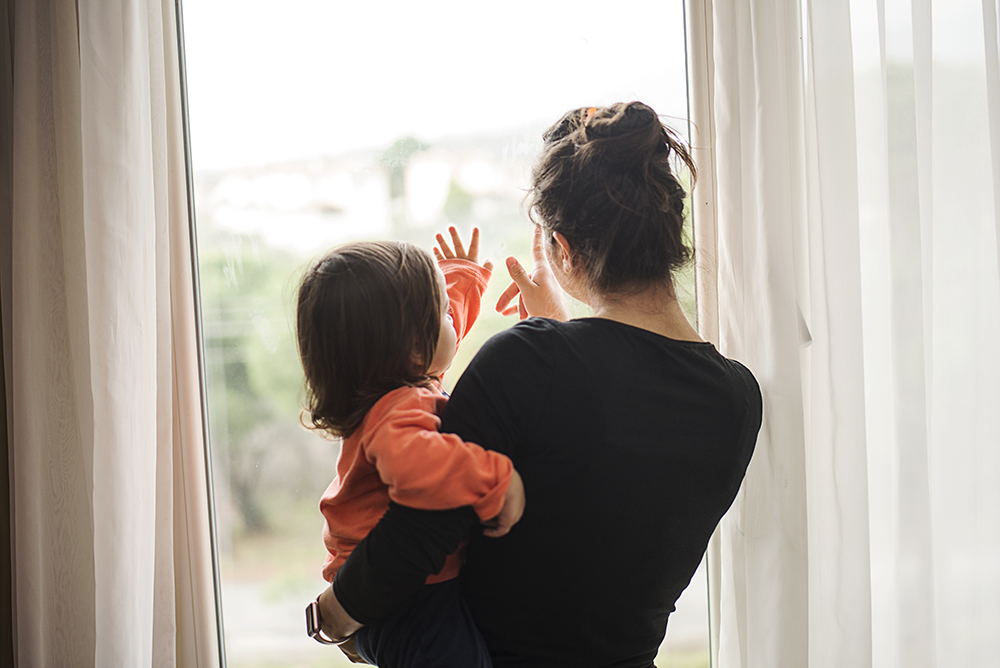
left=333, top=502, right=479, bottom=625
left=360, top=258, right=500, bottom=518
left=362, top=388, right=512, bottom=520
left=331, top=325, right=527, bottom=623
left=438, top=258, right=490, bottom=345
left=319, top=385, right=512, bottom=582
left=318, top=260, right=496, bottom=583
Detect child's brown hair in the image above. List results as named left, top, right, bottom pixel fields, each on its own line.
left=296, top=240, right=443, bottom=437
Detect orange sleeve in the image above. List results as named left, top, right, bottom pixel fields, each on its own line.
left=362, top=388, right=512, bottom=521
left=438, top=258, right=491, bottom=346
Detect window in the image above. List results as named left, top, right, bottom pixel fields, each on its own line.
left=182, top=2, right=705, bottom=665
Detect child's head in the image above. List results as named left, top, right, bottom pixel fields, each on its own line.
left=296, top=240, right=454, bottom=437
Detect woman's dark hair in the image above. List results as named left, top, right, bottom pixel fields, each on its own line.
left=528, top=101, right=697, bottom=294
left=296, top=241, right=443, bottom=437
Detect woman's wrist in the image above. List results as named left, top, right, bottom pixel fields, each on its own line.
left=317, top=584, right=364, bottom=642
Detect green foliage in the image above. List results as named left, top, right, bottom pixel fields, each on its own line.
left=378, top=136, right=430, bottom=169
left=443, top=178, right=474, bottom=224
left=198, top=230, right=311, bottom=534
left=379, top=136, right=429, bottom=202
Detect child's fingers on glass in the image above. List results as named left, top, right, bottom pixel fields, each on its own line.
left=436, top=227, right=487, bottom=265
left=466, top=227, right=481, bottom=262
left=434, top=232, right=455, bottom=258
left=447, top=226, right=467, bottom=258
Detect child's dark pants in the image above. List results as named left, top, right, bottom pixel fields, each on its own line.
left=352, top=578, right=493, bottom=668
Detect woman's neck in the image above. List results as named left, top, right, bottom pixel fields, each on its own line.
left=588, top=284, right=704, bottom=343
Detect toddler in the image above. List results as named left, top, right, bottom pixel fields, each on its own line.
left=297, top=228, right=522, bottom=667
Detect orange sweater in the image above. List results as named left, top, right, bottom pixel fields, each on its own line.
left=320, top=259, right=511, bottom=583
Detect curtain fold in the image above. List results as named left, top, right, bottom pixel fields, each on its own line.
left=1, top=0, right=15, bottom=663
left=6, top=0, right=219, bottom=664
left=691, top=0, right=1000, bottom=665
left=694, top=1, right=811, bottom=666
left=800, top=2, right=874, bottom=666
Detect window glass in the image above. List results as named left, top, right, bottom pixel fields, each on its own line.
left=182, top=2, right=704, bottom=665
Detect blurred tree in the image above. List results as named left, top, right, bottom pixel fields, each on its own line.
left=379, top=136, right=429, bottom=233
left=199, top=233, right=306, bottom=534
left=443, top=179, right=474, bottom=225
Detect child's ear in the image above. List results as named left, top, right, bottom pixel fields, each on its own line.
left=409, top=348, right=428, bottom=375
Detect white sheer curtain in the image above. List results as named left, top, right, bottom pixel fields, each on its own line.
left=689, top=0, right=1000, bottom=666
left=4, top=0, right=219, bottom=665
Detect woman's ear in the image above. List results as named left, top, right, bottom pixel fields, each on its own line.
left=551, top=231, right=574, bottom=274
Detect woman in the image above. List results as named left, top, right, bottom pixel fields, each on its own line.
left=314, top=102, right=762, bottom=667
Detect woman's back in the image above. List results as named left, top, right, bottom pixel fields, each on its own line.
left=315, top=103, right=764, bottom=666
left=443, top=317, right=761, bottom=668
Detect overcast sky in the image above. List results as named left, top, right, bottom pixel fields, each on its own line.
left=181, top=0, right=689, bottom=170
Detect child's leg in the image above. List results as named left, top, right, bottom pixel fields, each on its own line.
left=352, top=578, right=492, bottom=668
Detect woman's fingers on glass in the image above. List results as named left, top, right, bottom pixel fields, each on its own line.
left=531, top=224, right=547, bottom=267
left=503, top=261, right=569, bottom=320
left=496, top=279, right=521, bottom=314
left=504, top=255, right=531, bottom=285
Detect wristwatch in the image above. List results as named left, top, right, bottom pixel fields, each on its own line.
left=305, top=597, right=339, bottom=645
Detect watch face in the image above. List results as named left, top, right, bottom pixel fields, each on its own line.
left=306, top=600, right=319, bottom=636
left=305, top=600, right=338, bottom=645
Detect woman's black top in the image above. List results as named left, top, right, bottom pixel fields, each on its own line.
left=334, top=317, right=762, bottom=668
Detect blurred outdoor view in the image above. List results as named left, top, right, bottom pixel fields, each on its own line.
left=182, top=1, right=705, bottom=666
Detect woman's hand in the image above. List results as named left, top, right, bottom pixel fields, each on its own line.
left=495, top=225, right=571, bottom=321
left=482, top=469, right=525, bottom=538
left=434, top=226, right=493, bottom=272
left=317, top=585, right=364, bottom=643
left=337, top=637, right=369, bottom=664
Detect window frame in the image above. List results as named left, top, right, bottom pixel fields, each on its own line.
left=174, top=2, right=713, bottom=664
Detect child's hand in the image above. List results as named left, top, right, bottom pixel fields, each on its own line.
left=482, top=469, right=525, bottom=538
left=433, top=226, right=494, bottom=272
left=495, top=225, right=571, bottom=321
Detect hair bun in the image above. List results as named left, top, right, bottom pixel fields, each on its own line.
left=529, top=101, right=696, bottom=293
left=575, top=102, right=666, bottom=170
